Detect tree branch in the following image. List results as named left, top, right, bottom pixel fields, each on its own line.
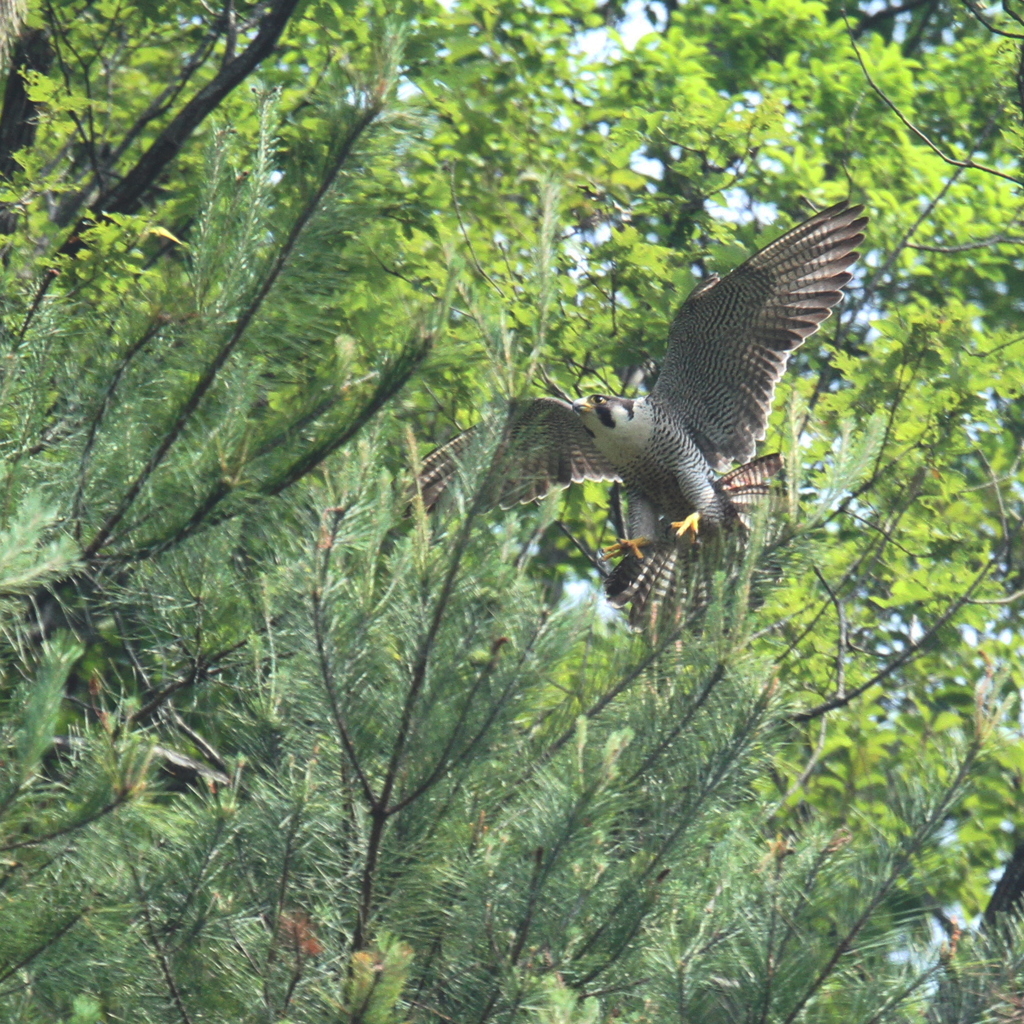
left=984, top=841, right=1024, bottom=927
left=791, top=559, right=994, bottom=722
left=0, top=28, right=53, bottom=234
left=82, top=0, right=301, bottom=225
left=845, top=16, right=1023, bottom=187
left=83, top=98, right=385, bottom=558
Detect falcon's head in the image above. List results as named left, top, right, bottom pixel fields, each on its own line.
left=572, top=395, right=636, bottom=434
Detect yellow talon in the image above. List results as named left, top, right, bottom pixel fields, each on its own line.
left=603, top=537, right=650, bottom=560
left=671, top=512, right=701, bottom=541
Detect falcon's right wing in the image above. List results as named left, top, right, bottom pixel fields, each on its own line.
left=415, top=397, right=620, bottom=510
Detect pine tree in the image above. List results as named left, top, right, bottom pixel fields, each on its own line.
left=0, top=1, right=1023, bottom=1022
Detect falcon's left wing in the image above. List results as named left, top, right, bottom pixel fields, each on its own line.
left=653, top=201, right=867, bottom=471
left=415, top=397, right=620, bottom=510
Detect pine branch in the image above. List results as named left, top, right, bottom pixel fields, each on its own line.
left=780, top=740, right=982, bottom=1024
left=83, top=99, right=387, bottom=560
left=71, top=317, right=164, bottom=538
left=71, top=0, right=301, bottom=231
left=351, top=425, right=519, bottom=951
left=312, top=575, right=378, bottom=811
left=129, top=859, right=196, bottom=1024
left=387, top=633, right=520, bottom=815
left=0, top=790, right=132, bottom=851
left=0, top=908, right=89, bottom=986
left=572, top=689, right=775, bottom=984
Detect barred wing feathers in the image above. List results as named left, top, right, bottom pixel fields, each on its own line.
left=655, top=201, right=867, bottom=470
left=416, top=397, right=620, bottom=510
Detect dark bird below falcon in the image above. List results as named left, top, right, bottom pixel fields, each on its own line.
left=416, top=200, right=867, bottom=625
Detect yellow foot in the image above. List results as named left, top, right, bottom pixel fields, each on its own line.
left=603, top=537, right=650, bottom=560
left=671, top=512, right=701, bottom=542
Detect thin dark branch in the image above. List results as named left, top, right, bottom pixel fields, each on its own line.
left=845, top=16, right=1023, bottom=186
left=104, top=27, right=221, bottom=170
left=83, top=99, right=385, bottom=558
left=129, top=860, right=195, bottom=1024
left=554, top=520, right=605, bottom=575
left=82, top=0, right=301, bottom=224
left=0, top=908, right=88, bottom=985
left=48, top=18, right=226, bottom=228
left=907, top=234, right=1024, bottom=253
left=262, top=794, right=302, bottom=1015
left=0, top=791, right=131, bottom=851
left=127, top=630, right=255, bottom=726
left=134, top=341, right=426, bottom=560
left=791, top=558, right=994, bottom=722
left=353, top=432, right=516, bottom=950
left=813, top=565, right=847, bottom=699
left=71, top=317, right=164, bottom=536
left=964, top=0, right=1024, bottom=39
left=622, top=664, right=725, bottom=787
left=388, top=632, right=532, bottom=815
left=23, top=0, right=301, bottom=320
left=450, top=165, right=506, bottom=299
left=262, top=338, right=430, bottom=498
left=165, top=709, right=229, bottom=775
left=778, top=464, right=926, bottom=664
left=311, top=576, right=378, bottom=810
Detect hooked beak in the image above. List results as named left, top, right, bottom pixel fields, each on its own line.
left=573, top=398, right=594, bottom=414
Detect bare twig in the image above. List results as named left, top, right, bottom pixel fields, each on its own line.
left=845, top=16, right=1023, bottom=187
left=907, top=235, right=1024, bottom=252
left=555, top=519, right=605, bottom=574
left=968, top=587, right=1024, bottom=606
left=450, top=165, right=506, bottom=299
left=792, top=558, right=994, bottom=722
left=813, top=566, right=848, bottom=701
left=964, top=0, right=1024, bottom=40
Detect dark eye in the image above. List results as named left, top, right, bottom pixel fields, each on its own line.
left=593, top=395, right=607, bottom=405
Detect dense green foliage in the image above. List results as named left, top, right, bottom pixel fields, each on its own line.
left=0, top=0, right=1023, bottom=1020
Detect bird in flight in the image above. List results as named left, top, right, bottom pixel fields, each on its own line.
left=416, top=200, right=867, bottom=625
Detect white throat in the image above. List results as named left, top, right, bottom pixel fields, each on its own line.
left=583, top=397, right=654, bottom=465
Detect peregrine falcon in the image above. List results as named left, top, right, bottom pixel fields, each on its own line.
left=417, top=200, right=867, bottom=624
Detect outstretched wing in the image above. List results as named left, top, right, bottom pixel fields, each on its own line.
left=416, top=397, right=620, bottom=510
left=653, top=201, right=867, bottom=470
